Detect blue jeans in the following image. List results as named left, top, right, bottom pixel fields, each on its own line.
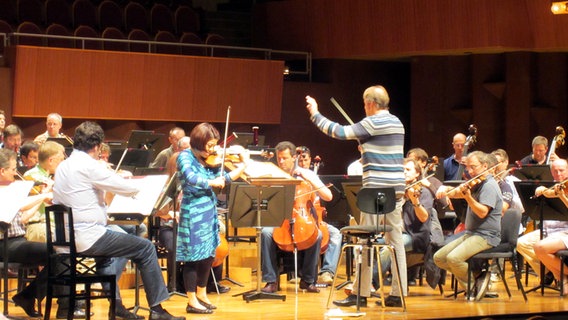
left=320, top=224, right=342, bottom=275
left=82, top=229, right=169, bottom=307
left=96, top=224, right=147, bottom=302
left=261, top=227, right=322, bottom=284
left=371, top=233, right=413, bottom=285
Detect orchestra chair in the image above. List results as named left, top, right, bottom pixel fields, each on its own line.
left=326, top=187, right=406, bottom=311
left=555, top=249, right=568, bottom=296
left=0, top=222, right=40, bottom=316
left=44, top=204, right=116, bottom=320
left=462, top=209, right=527, bottom=302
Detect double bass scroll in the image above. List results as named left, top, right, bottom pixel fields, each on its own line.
left=546, top=126, right=565, bottom=165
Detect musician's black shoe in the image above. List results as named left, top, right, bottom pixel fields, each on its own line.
left=261, top=282, right=278, bottom=293
left=375, top=295, right=402, bottom=307
left=115, top=304, right=144, bottom=319
left=333, top=294, right=367, bottom=307
left=544, top=271, right=555, bottom=286
left=206, top=283, right=231, bottom=294
left=299, top=280, right=320, bottom=293
left=13, top=292, right=41, bottom=317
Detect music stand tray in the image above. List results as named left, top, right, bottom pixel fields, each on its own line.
left=228, top=180, right=299, bottom=302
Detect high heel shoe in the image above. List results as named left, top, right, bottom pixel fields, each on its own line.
left=185, top=304, right=213, bottom=314
left=197, top=298, right=217, bottom=310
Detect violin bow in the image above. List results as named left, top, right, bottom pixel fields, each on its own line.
left=220, top=106, right=231, bottom=178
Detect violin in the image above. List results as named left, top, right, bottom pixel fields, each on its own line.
left=456, top=124, right=478, bottom=180
left=445, top=163, right=499, bottom=198
left=15, top=171, right=49, bottom=196
left=405, top=174, right=434, bottom=192
left=546, top=126, right=565, bottom=165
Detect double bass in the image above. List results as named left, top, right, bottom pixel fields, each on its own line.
left=456, top=124, right=478, bottom=180
left=546, top=126, right=565, bottom=165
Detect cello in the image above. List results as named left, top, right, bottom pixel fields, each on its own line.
left=311, top=156, right=330, bottom=254
left=272, top=148, right=320, bottom=252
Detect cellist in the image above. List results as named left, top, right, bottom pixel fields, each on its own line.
left=296, top=146, right=342, bottom=286
left=260, top=141, right=332, bottom=294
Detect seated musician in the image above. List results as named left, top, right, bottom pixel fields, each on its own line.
left=260, top=141, right=332, bottom=294
left=53, top=121, right=185, bottom=320
left=534, top=176, right=568, bottom=295
left=22, top=141, right=64, bottom=242
left=296, top=146, right=341, bottom=285
left=518, top=158, right=568, bottom=288
left=33, top=113, right=70, bottom=146
left=520, top=135, right=553, bottom=165
left=434, top=151, right=503, bottom=301
left=19, top=141, right=39, bottom=171
left=375, top=158, right=443, bottom=288
left=0, top=148, right=76, bottom=318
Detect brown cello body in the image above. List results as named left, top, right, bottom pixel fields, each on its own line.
left=273, top=180, right=319, bottom=252
left=312, top=197, right=330, bottom=254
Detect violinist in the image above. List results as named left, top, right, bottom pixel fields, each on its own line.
left=534, top=163, right=568, bottom=294
left=443, top=133, right=467, bottom=181
left=176, top=122, right=249, bottom=314
left=407, top=148, right=448, bottom=216
left=434, top=151, right=503, bottom=301
left=520, top=136, right=554, bottom=165
left=22, top=141, right=64, bottom=242
left=491, top=149, right=524, bottom=214
left=375, top=158, right=442, bottom=289
left=517, top=158, right=568, bottom=288
left=260, top=141, right=332, bottom=294
left=296, top=146, right=341, bottom=286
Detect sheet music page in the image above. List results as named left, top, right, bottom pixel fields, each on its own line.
left=244, top=161, right=291, bottom=179
left=0, top=181, right=34, bottom=224
left=107, top=175, right=169, bottom=215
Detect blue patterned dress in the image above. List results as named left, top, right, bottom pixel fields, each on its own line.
left=176, top=149, right=229, bottom=262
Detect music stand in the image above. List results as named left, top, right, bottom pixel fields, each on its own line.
left=513, top=164, right=554, bottom=181
left=319, top=175, right=361, bottom=228
left=228, top=180, right=298, bottom=302
left=47, top=137, right=74, bottom=157
left=113, top=130, right=165, bottom=169
left=514, top=180, right=568, bottom=295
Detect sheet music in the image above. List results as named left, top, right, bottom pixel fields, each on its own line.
left=244, top=161, right=292, bottom=179
left=107, top=175, right=169, bottom=216
left=0, top=181, right=34, bottom=224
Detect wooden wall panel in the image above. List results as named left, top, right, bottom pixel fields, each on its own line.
left=254, top=0, right=556, bottom=59
left=12, top=46, right=284, bottom=124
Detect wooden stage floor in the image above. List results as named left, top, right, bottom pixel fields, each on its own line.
left=3, top=270, right=568, bottom=319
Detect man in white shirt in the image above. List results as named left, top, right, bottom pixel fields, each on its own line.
left=53, top=121, right=185, bottom=320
